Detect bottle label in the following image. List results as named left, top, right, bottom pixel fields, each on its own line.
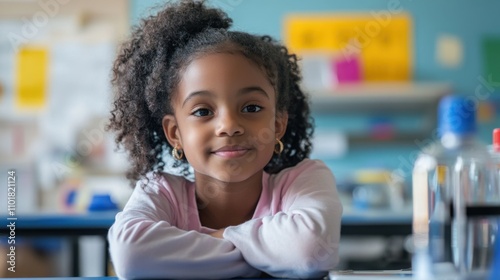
left=437, top=165, right=447, bottom=185
left=412, top=170, right=429, bottom=248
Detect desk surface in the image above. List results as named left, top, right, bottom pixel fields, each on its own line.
left=1, top=207, right=411, bottom=226
left=0, top=208, right=412, bottom=237
left=0, top=211, right=117, bottom=237
left=1, top=278, right=118, bottom=280
left=329, top=270, right=491, bottom=280
left=0, top=278, right=319, bottom=280
left=341, top=207, right=412, bottom=224
left=2, top=211, right=118, bottom=228
left=0, top=211, right=117, bottom=228
left=0, top=275, right=491, bottom=280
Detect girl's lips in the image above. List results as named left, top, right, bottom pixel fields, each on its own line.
left=212, top=149, right=250, bottom=158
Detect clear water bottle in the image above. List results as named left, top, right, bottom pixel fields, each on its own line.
left=412, top=96, right=496, bottom=275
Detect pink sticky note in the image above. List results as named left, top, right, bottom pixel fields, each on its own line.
left=333, top=56, right=362, bottom=83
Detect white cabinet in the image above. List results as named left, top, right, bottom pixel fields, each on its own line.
left=307, top=82, right=452, bottom=143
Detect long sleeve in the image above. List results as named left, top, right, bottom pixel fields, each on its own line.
left=108, top=176, right=260, bottom=279
left=223, top=160, right=343, bottom=278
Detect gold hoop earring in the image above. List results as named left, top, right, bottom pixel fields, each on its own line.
left=172, top=146, right=184, bottom=160
left=274, top=138, right=284, bottom=154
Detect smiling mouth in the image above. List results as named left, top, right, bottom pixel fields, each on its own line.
left=212, top=148, right=251, bottom=158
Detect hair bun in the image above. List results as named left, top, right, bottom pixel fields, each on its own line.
left=142, top=0, right=232, bottom=50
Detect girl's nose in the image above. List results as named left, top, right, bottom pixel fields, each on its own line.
left=215, top=111, right=244, bottom=137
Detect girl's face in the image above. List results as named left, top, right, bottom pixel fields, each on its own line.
left=163, top=52, right=288, bottom=182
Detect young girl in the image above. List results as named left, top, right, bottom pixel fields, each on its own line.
left=107, top=0, right=342, bottom=278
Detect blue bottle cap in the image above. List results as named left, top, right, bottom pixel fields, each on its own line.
left=87, top=193, right=118, bottom=212
left=438, top=95, right=476, bottom=137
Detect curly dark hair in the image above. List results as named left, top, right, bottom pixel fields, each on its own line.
left=107, top=0, right=314, bottom=186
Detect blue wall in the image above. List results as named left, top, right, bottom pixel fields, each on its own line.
left=129, top=0, right=500, bottom=182
left=131, top=0, right=500, bottom=95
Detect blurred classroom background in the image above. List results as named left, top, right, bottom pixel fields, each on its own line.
left=1, top=0, right=499, bottom=277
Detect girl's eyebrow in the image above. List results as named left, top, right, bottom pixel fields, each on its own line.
left=182, top=91, right=214, bottom=108
left=240, top=86, right=269, bottom=100
left=182, top=86, right=269, bottom=108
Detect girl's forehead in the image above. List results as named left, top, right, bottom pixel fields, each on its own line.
left=187, top=51, right=261, bottom=71
left=187, top=52, right=256, bottom=70
left=173, top=52, right=276, bottom=104
left=180, top=52, right=272, bottom=88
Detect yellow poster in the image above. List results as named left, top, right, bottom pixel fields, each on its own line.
left=284, top=13, right=413, bottom=81
left=15, top=47, right=49, bottom=111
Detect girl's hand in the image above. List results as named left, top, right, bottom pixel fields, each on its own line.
left=209, top=228, right=226, bottom=239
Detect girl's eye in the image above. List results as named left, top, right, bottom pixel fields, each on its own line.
left=242, top=105, right=262, bottom=113
left=192, top=108, right=213, bottom=117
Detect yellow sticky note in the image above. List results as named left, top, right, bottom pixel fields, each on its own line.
left=284, top=13, right=413, bottom=81
left=15, top=47, right=49, bottom=111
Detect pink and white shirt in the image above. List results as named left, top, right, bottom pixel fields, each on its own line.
left=108, top=159, right=342, bottom=279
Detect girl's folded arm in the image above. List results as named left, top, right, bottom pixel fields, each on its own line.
left=223, top=161, right=343, bottom=278
left=108, top=181, right=260, bottom=279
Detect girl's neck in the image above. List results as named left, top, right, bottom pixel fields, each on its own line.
left=195, top=170, right=263, bottom=229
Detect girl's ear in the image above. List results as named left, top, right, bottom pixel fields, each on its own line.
left=162, top=115, right=182, bottom=148
left=275, top=111, right=288, bottom=140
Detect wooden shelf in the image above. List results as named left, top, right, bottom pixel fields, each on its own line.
left=307, top=82, right=452, bottom=113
